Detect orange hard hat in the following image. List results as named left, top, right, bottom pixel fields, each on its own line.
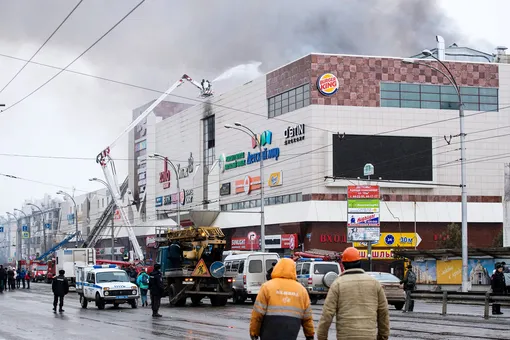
left=342, top=247, right=361, bottom=262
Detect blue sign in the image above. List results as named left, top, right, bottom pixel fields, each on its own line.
left=384, top=234, right=395, bottom=246
left=45, top=223, right=51, bottom=230
left=246, top=147, right=280, bottom=164
left=0, top=226, right=3, bottom=233
left=155, top=196, right=163, bottom=207
left=210, top=261, right=226, bottom=278
left=22, top=225, right=28, bottom=232
left=67, top=214, right=75, bottom=225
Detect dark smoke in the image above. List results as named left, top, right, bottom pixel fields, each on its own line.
left=0, top=0, right=460, bottom=87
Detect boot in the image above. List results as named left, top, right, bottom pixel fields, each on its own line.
left=492, top=304, right=498, bottom=315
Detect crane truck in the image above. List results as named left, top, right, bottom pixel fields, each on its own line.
left=154, top=226, right=233, bottom=307
left=95, top=74, right=212, bottom=262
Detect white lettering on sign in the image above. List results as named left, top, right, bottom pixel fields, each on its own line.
left=232, top=239, right=246, bottom=245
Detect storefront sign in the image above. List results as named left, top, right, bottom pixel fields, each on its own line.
left=178, top=152, right=194, bottom=179
left=246, top=147, right=280, bottom=165
left=159, top=157, right=171, bottom=189
left=317, top=73, right=339, bottom=96
left=220, top=183, right=231, bottom=196
left=284, top=124, right=305, bottom=145
left=265, top=234, right=298, bottom=249
left=319, top=234, right=347, bottom=243
left=348, top=199, right=380, bottom=213
left=268, top=171, right=283, bottom=187
left=224, top=152, right=246, bottom=170
left=167, top=189, right=194, bottom=206
left=235, top=175, right=261, bottom=194
left=223, top=130, right=280, bottom=171
left=359, top=249, right=394, bottom=260
left=155, top=196, right=163, bottom=207
left=164, top=195, right=172, bottom=205
left=231, top=236, right=260, bottom=250
left=354, top=232, right=422, bottom=248
left=347, top=213, right=380, bottom=227
left=347, top=185, right=380, bottom=199
left=347, top=227, right=380, bottom=242
left=252, top=130, right=273, bottom=149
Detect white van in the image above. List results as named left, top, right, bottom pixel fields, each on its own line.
left=224, top=252, right=280, bottom=303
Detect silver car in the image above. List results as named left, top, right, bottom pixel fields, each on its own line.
left=366, top=272, right=406, bottom=310
left=296, top=260, right=341, bottom=304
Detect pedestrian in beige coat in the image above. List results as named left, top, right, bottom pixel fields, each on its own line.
left=317, top=247, right=390, bottom=340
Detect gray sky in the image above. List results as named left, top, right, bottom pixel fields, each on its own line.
left=0, top=0, right=508, bottom=214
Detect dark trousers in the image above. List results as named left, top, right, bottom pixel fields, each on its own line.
left=53, top=295, right=64, bottom=310
left=151, top=295, right=161, bottom=315
left=9, top=278, right=15, bottom=290
left=22, top=279, right=26, bottom=289
left=16, top=278, right=21, bottom=288
left=26, top=279, right=30, bottom=289
left=404, top=290, right=415, bottom=312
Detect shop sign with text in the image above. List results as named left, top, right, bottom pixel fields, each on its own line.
left=354, top=232, right=422, bottom=248
left=222, top=130, right=280, bottom=171
left=231, top=236, right=260, bottom=250
left=268, top=171, right=283, bottom=187
left=347, top=185, right=380, bottom=199
left=265, top=234, right=298, bottom=250
left=159, top=157, right=171, bottom=189
left=235, top=175, right=261, bottom=194
left=284, top=124, right=305, bottom=145
left=319, top=234, right=347, bottom=243
left=347, top=213, right=380, bottom=227
left=220, top=182, right=231, bottom=196
left=359, top=249, right=394, bottom=260
left=348, top=199, right=380, bottom=213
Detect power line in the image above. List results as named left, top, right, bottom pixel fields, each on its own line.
left=0, top=0, right=84, bottom=95
left=0, top=0, right=146, bottom=114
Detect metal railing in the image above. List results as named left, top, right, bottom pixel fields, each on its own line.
left=410, top=290, right=510, bottom=319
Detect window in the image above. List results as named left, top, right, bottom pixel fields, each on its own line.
left=249, top=260, right=263, bottom=273
left=266, top=259, right=276, bottom=272
left=231, top=261, right=239, bottom=272
left=268, top=83, right=310, bottom=118
left=102, top=198, right=104, bottom=208
left=238, top=260, right=245, bottom=274
left=313, top=264, right=339, bottom=275
left=381, top=82, right=499, bottom=111
left=96, top=271, right=130, bottom=283
left=301, top=263, right=311, bottom=275
left=296, top=263, right=303, bottom=275
left=203, top=115, right=215, bottom=170
left=220, top=193, right=303, bottom=211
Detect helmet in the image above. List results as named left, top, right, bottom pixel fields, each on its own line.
left=342, top=247, right=361, bottom=262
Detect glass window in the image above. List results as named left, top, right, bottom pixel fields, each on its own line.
left=269, top=197, right=276, bottom=205
left=249, top=260, right=262, bottom=273
left=275, top=196, right=282, bottom=204
left=281, top=92, right=288, bottom=100
left=96, top=271, right=130, bottom=283
left=401, top=100, right=420, bottom=108
left=381, top=91, right=400, bottom=99
left=249, top=200, right=256, bottom=208
left=282, top=195, right=289, bottom=204
left=275, top=101, right=281, bottom=109
left=401, top=92, right=420, bottom=100
left=275, top=94, right=281, bottom=102
left=381, top=99, right=399, bottom=107
left=421, top=101, right=440, bottom=109
left=440, top=101, right=460, bottom=110
left=479, top=88, right=498, bottom=96
left=288, top=89, right=296, bottom=97
left=480, top=104, right=498, bottom=112
left=441, top=94, right=459, bottom=102
left=380, top=83, right=400, bottom=91
left=401, top=84, right=420, bottom=92
left=274, top=108, right=281, bottom=116
left=460, top=87, right=479, bottom=95
left=463, top=103, right=479, bottom=111
left=238, top=261, right=245, bottom=273
left=367, top=272, right=400, bottom=282
left=296, top=93, right=303, bottom=101
left=480, top=96, right=498, bottom=104
left=289, top=103, right=296, bottom=111
left=421, top=84, right=440, bottom=93
left=255, top=199, right=261, bottom=207
left=461, top=95, right=479, bottom=103
left=421, top=93, right=439, bottom=101
left=303, top=91, right=310, bottom=100
left=268, top=109, right=275, bottom=118
left=231, top=261, right=239, bottom=271
left=441, top=85, right=458, bottom=95
left=296, top=262, right=302, bottom=275
left=282, top=106, right=289, bottom=114
left=296, top=86, right=303, bottom=94
left=269, top=97, right=274, bottom=105
left=289, top=194, right=297, bottom=202
left=297, top=193, right=302, bottom=201
left=301, top=263, right=311, bottom=275
left=303, top=83, right=310, bottom=92
left=266, top=259, right=276, bottom=272
left=313, top=264, right=339, bottom=274
left=264, top=198, right=269, bottom=205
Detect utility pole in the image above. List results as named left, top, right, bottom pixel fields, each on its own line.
left=111, top=205, right=115, bottom=260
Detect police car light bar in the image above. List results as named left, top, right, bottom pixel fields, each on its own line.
left=92, top=264, right=118, bottom=269
left=297, top=258, right=323, bottom=262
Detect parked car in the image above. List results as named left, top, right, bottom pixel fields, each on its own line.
left=296, top=259, right=341, bottom=305
left=366, top=272, right=406, bottom=310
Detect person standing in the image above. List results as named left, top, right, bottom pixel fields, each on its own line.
left=250, top=258, right=315, bottom=340
left=7, top=267, right=15, bottom=290
left=317, top=247, right=390, bottom=340
left=25, top=270, right=31, bottom=289
left=0, top=265, right=6, bottom=293
left=149, top=264, right=164, bottom=317
left=52, top=269, right=69, bottom=313
left=20, top=268, right=26, bottom=289
left=136, top=268, right=150, bottom=307
left=400, top=264, right=417, bottom=312
left=15, top=268, right=21, bottom=288
left=491, top=263, right=506, bottom=315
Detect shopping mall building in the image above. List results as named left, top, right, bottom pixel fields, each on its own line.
left=121, top=44, right=510, bottom=267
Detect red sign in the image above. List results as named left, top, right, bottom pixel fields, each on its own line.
left=320, top=234, right=347, bottom=243
left=114, top=209, right=121, bottom=220
left=231, top=237, right=260, bottom=250
left=281, top=234, right=298, bottom=249
left=347, top=185, right=380, bottom=199
left=159, top=157, right=171, bottom=189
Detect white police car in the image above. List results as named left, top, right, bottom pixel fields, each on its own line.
left=76, top=264, right=139, bottom=310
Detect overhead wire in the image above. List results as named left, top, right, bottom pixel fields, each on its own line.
left=0, top=0, right=146, bottom=114
left=0, top=0, right=84, bottom=95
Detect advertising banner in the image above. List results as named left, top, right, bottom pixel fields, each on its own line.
left=354, top=232, right=422, bottom=248
left=436, top=259, right=462, bottom=284
left=347, top=213, right=380, bottom=227
left=411, top=260, right=437, bottom=284
left=231, top=237, right=260, bottom=251
left=348, top=199, right=380, bottom=213
left=347, top=227, right=380, bottom=242
left=347, top=185, right=380, bottom=199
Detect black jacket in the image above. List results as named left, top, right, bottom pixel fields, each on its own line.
left=52, top=275, right=70, bottom=296
left=7, top=270, right=14, bottom=279
left=149, top=269, right=165, bottom=296
left=0, top=268, right=6, bottom=280
left=491, top=271, right=506, bottom=294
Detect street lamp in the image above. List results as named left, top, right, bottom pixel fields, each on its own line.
left=5, top=212, right=17, bottom=261
left=57, top=190, right=79, bottom=248
left=26, top=203, right=47, bottom=255
left=149, top=154, right=181, bottom=230
left=225, top=122, right=266, bottom=252
left=14, top=209, right=29, bottom=260
left=90, top=178, right=116, bottom=260
left=403, top=53, right=469, bottom=292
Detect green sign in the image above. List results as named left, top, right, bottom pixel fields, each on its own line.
left=22, top=231, right=30, bottom=239
left=348, top=199, right=380, bottom=212
left=225, top=152, right=246, bottom=170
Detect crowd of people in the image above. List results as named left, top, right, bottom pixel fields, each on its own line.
left=0, top=265, right=31, bottom=292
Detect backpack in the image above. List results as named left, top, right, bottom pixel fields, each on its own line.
left=141, top=274, right=149, bottom=285
left=407, top=271, right=417, bottom=286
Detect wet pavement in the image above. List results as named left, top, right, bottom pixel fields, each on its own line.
left=0, top=283, right=509, bottom=339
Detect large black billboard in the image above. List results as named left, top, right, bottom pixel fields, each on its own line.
left=332, top=134, right=433, bottom=181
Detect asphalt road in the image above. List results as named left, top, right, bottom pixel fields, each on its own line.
left=0, top=283, right=509, bottom=339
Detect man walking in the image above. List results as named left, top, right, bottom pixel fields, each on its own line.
left=401, top=264, right=417, bottom=312
left=52, top=269, right=69, bottom=313
left=149, top=264, right=164, bottom=317
left=250, top=258, right=315, bottom=340
left=0, top=266, right=6, bottom=293
left=317, top=247, right=390, bottom=340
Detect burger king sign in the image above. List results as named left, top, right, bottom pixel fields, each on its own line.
left=317, top=73, right=339, bottom=96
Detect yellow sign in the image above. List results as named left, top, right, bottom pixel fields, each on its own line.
left=437, top=259, right=462, bottom=284
left=268, top=171, right=283, bottom=187
left=354, top=232, right=422, bottom=248
left=22, top=232, right=30, bottom=239
left=191, top=259, right=211, bottom=277
left=359, top=249, right=394, bottom=260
